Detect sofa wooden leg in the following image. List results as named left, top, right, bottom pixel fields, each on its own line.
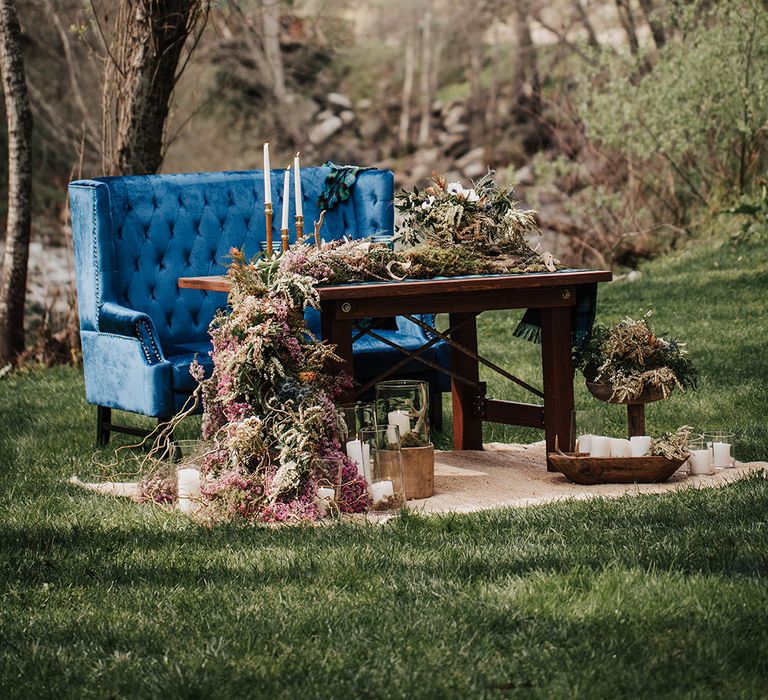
left=96, top=406, right=111, bottom=447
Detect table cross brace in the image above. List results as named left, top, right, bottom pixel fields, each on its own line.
left=401, top=313, right=545, bottom=400
left=353, top=314, right=480, bottom=396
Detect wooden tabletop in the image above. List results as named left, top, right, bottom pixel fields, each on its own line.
left=178, top=269, right=612, bottom=299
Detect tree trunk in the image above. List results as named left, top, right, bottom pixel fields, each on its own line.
left=467, top=44, right=484, bottom=148
left=513, top=0, right=541, bottom=121
left=105, top=0, right=207, bottom=175
left=0, top=0, right=33, bottom=365
left=615, top=0, right=640, bottom=55
left=573, top=0, right=600, bottom=49
left=398, top=31, right=415, bottom=149
left=417, top=3, right=433, bottom=147
left=637, top=0, right=666, bottom=49
left=261, top=0, right=300, bottom=143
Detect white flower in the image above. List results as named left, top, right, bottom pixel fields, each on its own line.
left=420, top=195, right=436, bottom=210
left=464, top=188, right=479, bottom=202
left=446, top=182, right=464, bottom=196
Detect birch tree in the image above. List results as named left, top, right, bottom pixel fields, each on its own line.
left=0, top=0, right=33, bottom=365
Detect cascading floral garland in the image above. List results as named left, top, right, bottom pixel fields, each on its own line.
left=190, top=248, right=370, bottom=523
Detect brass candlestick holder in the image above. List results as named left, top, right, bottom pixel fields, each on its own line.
left=264, top=202, right=273, bottom=258
left=295, top=215, right=304, bottom=245
left=281, top=227, right=290, bottom=252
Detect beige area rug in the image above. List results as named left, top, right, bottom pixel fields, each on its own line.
left=407, top=442, right=768, bottom=514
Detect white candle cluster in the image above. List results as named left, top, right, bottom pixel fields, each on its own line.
left=578, top=434, right=652, bottom=458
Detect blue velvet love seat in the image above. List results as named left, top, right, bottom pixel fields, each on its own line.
left=68, top=168, right=449, bottom=445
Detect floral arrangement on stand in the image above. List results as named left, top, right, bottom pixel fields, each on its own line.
left=575, top=312, right=698, bottom=403
left=134, top=172, right=562, bottom=523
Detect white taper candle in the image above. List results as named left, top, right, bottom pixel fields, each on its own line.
left=281, top=166, right=291, bottom=230
left=294, top=152, right=303, bottom=217
left=263, top=143, right=272, bottom=204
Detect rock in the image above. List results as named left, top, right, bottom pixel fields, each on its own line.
left=408, top=163, right=431, bottom=185
left=463, top=162, right=487, bottom=179
left=326, top=92, right=353, bottom=110
left=309, top=115, right=343, bottom=145
left=359, top=114, right=384, bottom=141
left=443, top=104, right=466, bottom=128
left=356, top=98, right=372, bottom=111
left=339, top=110, right=356, bottom=126
left=315, top=109, right=335, bottom=122
left=514, top=164, right=534, bottom=186
left=627, top=270, right=642, bottom=282
left=455, top=146, right=485, bottom=172
left=446, top=122, right=469, bottom=136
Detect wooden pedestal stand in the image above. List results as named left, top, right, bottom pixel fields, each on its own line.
left=402, top=445, right=435, bottom=499
left=586, top=382, right=669, bottom=438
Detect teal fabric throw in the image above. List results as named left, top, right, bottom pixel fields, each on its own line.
left=318, top=161, right=372, bottom=211
left=513, top=280, right=598, bottom=350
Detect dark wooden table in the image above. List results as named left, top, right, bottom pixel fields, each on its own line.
left=179, top=270, right=612, bottom=467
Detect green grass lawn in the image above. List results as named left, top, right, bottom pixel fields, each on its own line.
left=1, top=234, right=768, bottom=698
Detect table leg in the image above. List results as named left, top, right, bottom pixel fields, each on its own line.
left=321, top=300, right=354, bottom=403
left=541, top=306, right=575, bottom=470
left=449, top=312, right=483, bottom=450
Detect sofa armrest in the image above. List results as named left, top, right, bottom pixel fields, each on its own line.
left=99, top=301, right=166, bottom=364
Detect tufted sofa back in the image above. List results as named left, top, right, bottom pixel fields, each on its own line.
left=69, top=168, right=394, bottom=349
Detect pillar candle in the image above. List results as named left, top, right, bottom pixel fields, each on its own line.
left=712, top=441, right=731, bottom=468
left=630, top=436, right=652, bottom=457
left=294, top=152, right=303, bottom=217
left=281, top=166, right=291, bottom=230
left=315, top=487, right=335, bottom=516
left=263, top=143, right=271, bottom=204
left=689, top=449, right=713, bottom=476
left=177, top=467, right=201, bottom=513
left=589, top=435, right=611, bottom=457
left=370, top=480, right=394, bottom=503
left=388, top=410, right=410, bottom=439
left=345, top=439, right=364, bottom=478
left=577, top=434, right=592, bottom=454
left=362, top=444, right=371, bottom=483
left=610, top=438, right=632, bottom=458
left=387, top=425, right=400, bottom=444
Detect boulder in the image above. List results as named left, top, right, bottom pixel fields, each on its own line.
left=309, top=115, right=343, bottom=145
left=514, top=164, right=535, bottom=186
left=315, top=109, right=335, bottom=122
left=359, top=114, right=384, bottom=141
left=446, top=122, right=469, bottom=136
left=443, top=104, right=466, bottom=128
left=463, top=162, right=487, bottom=179
left=326, top=92, right=353, bottom=110
left=339, top=110, right=356, bottom=126
left=455, top=146, right=485, bottom=172
left=357, top=98, right=373, bottom=111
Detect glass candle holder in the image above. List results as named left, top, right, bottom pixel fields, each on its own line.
left=688, top=437, right=714, bottom=476
left=571, top=409, right=606, bottom=455
left=703, top=431, right=735, bottom=469
left=338, top=402, right=376, bottom=441
left=360, top=426, right=407, bottom=512
left=375, top=379, right=430, bottom=447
